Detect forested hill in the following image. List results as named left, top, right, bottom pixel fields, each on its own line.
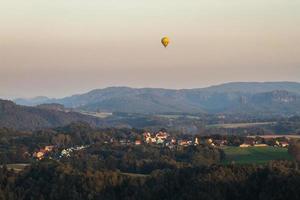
left=14, top=82, right=300, bottom=115
left=200, top=82, right=300, bottom=93
left=0, top=100, right=103, bottom=130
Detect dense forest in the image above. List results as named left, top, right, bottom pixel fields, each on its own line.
left=0, top=160, right=300, bottom=200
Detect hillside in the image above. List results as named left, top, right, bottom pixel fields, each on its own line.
left=14, top=96, right=51, bottom=106
left=0, top=100, right=103, bottom=130
left=200, top=82, right=300, bottom=94
left=14, top=82, right=300, bottom=115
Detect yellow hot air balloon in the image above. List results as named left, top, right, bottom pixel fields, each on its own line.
left=161, top=37, right=170, bottom=48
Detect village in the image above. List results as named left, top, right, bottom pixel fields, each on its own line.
left=32, top=130, right=294, bottom=161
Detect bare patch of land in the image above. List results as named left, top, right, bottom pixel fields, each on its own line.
left=247, top=135, right=300, bottom=139
left=79, top=111, right=113, bottom=118
left=156, top=114, right=201, bottom=119
left=0, top=163, right=30, bottom=172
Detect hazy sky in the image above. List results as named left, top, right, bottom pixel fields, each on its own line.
left=1, top=0, right=300, bottom=98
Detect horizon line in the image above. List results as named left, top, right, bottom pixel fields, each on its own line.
left=3, top=80, right=300, bottom=100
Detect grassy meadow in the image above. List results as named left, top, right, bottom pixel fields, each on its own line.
left=222, top=146, right=293, bottom=165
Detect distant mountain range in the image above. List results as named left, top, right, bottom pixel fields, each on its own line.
left=14, top=82, right=300, bottom=115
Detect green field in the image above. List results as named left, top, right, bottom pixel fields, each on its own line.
left=222, top=146, right=293, bottom=164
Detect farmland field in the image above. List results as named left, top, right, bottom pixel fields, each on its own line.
left=207, top=122, right=275, bottom=129
left=79, top=111, right=113, bottom=118
left=156, top=114, right=201, bottom=119
left=222, top=146, right=293, bottom=164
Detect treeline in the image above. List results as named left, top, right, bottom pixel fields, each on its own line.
left=63, top=144, right=223, bottom=174
left=0, top=123, right=142, bottom=164
left=1, top=160, right=300, bottom=200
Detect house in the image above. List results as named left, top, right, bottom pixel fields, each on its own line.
left=119, top=139, right=127, bottom=145
left=178, top=140, right=192, bottom=146
left=143, top=131, right=169, bottom=144
left=145, top=137, right=151, bottom=143
left=60, top=145, right=88, bottom=158
left=150, top=137, right=157, bottom=143
left=143, top=132, right=151, bottom=137
left=33, top=145, right=55, bottom=160
left=144, top=132, right=157, bottom=144
left=75, top=145, right=87, bottom=150
left=143, top=132, right=151, bottom=142
left=61, top=149, right=71, bottom=157
left=171, top=138, right=176, bottom=144
left=145, top=136, right=157, bottom=144
left=178, top=140, right=188, bottom=146
left=254, top=144, right=268, bottom=147
left=239, top=144, right=250, bottom=148
left=135, top=140, right=142, bottom=145
left=156, top=138, right=164, bottom=145
left=156, top=131, right=169, bottom=140
left=166, top=142, right=175, bottom=149
left=244, top=138, right=255, bottom=146
left=145, top=136, right=157, bottom=143
left=45, top=145, right=54, bottom=152
left=280, top=142, right=289, bottom=148
left=207, top=138, right=213, bottom=144
left=33, top=151, right=45, bottom=160
left=214, top=140, right=227, bottom=146
left=206, top=138, right=216, bottom=146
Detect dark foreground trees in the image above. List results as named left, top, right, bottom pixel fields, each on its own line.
left=0, top=160, right=300, bottom=200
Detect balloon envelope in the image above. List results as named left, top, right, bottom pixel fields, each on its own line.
left=161, top=37, right=170, bottom=48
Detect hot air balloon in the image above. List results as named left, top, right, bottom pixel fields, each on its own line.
left=161, top=37, right=170, bottom=48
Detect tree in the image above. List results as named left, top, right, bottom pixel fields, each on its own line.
left=288, top=139, right=300, bottom=169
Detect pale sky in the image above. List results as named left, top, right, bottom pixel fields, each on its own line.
left=0, top=0, right=300, bottom=98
